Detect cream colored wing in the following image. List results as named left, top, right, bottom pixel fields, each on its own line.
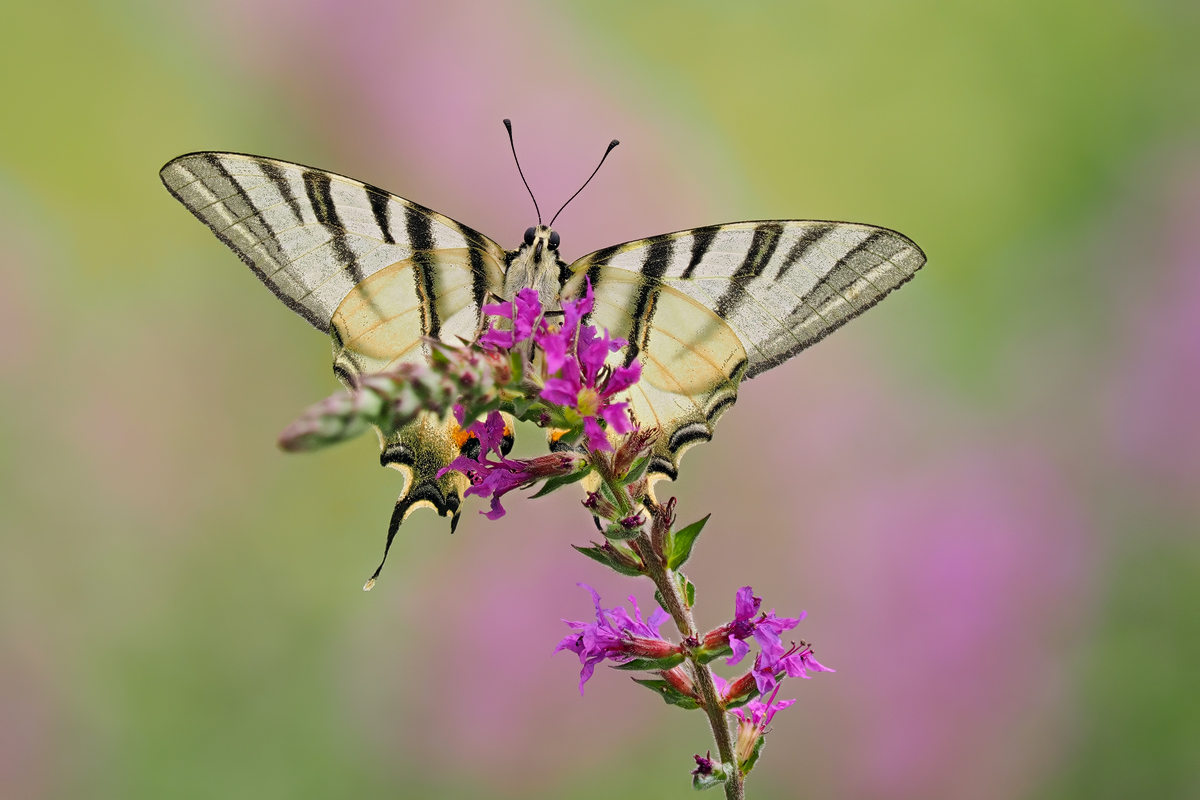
left=160, top=152, right=507, bottom=332
left=570, top=221, right=925, bottom=379
left=330, top=248, right=505, bottom=377
left=567, top=267, right=748, bottom=484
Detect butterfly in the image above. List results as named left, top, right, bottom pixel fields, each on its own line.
left=160, top=135, right=924, bottom=580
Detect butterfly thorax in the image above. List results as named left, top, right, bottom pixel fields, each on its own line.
left=502, top=224, right=570, bottom=308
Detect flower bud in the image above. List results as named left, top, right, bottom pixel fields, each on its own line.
left=691, top=752, right=730, bottom=790
left=721, top=672, right=759, bottom=708
left=612, top=426, right=658, bottom=479
left=659, top=665, right=697, bottom=699
left=694, top=623, right=735, bottom=663
left=582, top=491, right=620, bottom=521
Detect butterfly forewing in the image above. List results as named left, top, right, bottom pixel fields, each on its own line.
left=570, top=221, right=925, bottom=379
left=159, top=152, right=507, bottom=333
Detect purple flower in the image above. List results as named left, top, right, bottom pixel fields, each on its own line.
left=752, top=640, right=836, bottom=694
left=732, top=684, right=795, bottom=735
left=718, top=587, right=804, bottom=666
left=555, top=584, right=677, bottom=694
left=439, top=410, right=582, bottom=519
left=540, top=354, right=639, bottom=451
left=778, top=644, right=834, bottom=679
left=480, top=287, right=545, bottom=350
left=535, top=279, right=595, bottom=374
left=731, top=683, right=796, bottom=769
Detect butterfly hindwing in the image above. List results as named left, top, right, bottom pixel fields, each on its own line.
left=327, top=245, right=508, bottom=581
left=565, top=267, right=748, bottom=483
left=159, top=152, right=507, bottom=333
left=570, top=221, right=925, bottom=379
left=330, top=248, right=506, bottom=378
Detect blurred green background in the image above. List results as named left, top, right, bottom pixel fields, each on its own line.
left=3, top=1, right=1199, bottom=798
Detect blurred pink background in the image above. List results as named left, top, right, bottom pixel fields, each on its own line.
left=2, top=1, right=1198, bottom=798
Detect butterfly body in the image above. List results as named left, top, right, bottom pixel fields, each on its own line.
left=161, top=150, right=924, bottom=566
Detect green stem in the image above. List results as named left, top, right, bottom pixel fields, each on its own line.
left=593, top=451, right=632, bottom=517
left=631, top=534, right=745, bottom=800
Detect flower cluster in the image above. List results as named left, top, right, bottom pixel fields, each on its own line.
left=277, top=342, right=510, bottom=452
left=557, top=583, right=832, bottom=782
left=701, top=586, right=834, bottom=694
left=481, top=282, right=640, bottom=452
left=278, top=278, right=835, bottom=797
left=279, top=279, right=646, bottom=522
left=554, top=584, right=681, bottom=693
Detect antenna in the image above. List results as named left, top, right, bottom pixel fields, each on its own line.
left=504, top=119, right=541, bottom=224
left=550, top=138, right=620, bottom=227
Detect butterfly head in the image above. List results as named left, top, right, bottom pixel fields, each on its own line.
left=505, top=224, right=567, bottom=305
left=522, top=224, right=561, bottom=260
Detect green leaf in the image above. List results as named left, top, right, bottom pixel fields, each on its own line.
left=611, top=652, right=685, bottom=671
left=598, top=478, right=619, bottom=506
left=685, top=579, right=696, bottom=608
left=695, top=643, right=732, bottom=665
left=510, top=396, right=533, bottom=419
left=622, top=454, right=650, bottom=484
left=528, top=466, right=591, bottom=498
left=667, top=514, right=710, bottom=570
left=631, top=678, right=701, bottom=710
left=570, top=544, right=644, bottom=577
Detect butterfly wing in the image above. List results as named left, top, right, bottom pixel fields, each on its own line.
left=570, top=221, right=925, bottom=380
left=561, top=267, right=747, bottom=484
left=160, top=153, right=508, bottom=584
left=160, top=152, right=507, bottom=332
left=568, top=221, right=923, bottom=482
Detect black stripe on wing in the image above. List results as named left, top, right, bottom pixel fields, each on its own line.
left=680, top=226, right=720, bottom=279
left=622, top=235, right=674, bottom=366
left=744, top=230, right=916, bottom=378
left=405, top=207, right=441, bottom=340
left=714, top=222, right=784, bottom=319
left=304, top=170, right=364, bottom=283
left=259, top=160, right=306, bottom=226
left=775, top=223, right=834, bottom=281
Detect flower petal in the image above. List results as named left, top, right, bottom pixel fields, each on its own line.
left=726, top=636, right=751, bottom=666
left=600, top=403, right=634, bottom=434
left=481, top=302, right=514, bottom=318
left=513, top=288, right=542, bottom=342
left=604, top=362, right=641, bottom=396
left=734, top=587, right=761, bottom=621
left=540, top=377, right=580, bottom=407
left=479, top=326, right=514, bottom=350
left=584, top=417, right=611, bottom=451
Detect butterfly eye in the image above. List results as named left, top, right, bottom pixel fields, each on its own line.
left=548, top=231, right=561, bottom=250
left=524, top=226, right=536, bottom=246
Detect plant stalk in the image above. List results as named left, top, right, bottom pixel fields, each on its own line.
left=632, top=533, right=745, bottom=800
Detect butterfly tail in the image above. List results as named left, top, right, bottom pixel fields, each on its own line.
left=363, top=414, right=468, bottom=590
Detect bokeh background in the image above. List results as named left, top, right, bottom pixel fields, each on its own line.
left=3, top=1, right=1199, bottom=798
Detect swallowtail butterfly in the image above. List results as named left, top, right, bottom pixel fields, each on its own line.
left=161, top=135, right=924, bottom=565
